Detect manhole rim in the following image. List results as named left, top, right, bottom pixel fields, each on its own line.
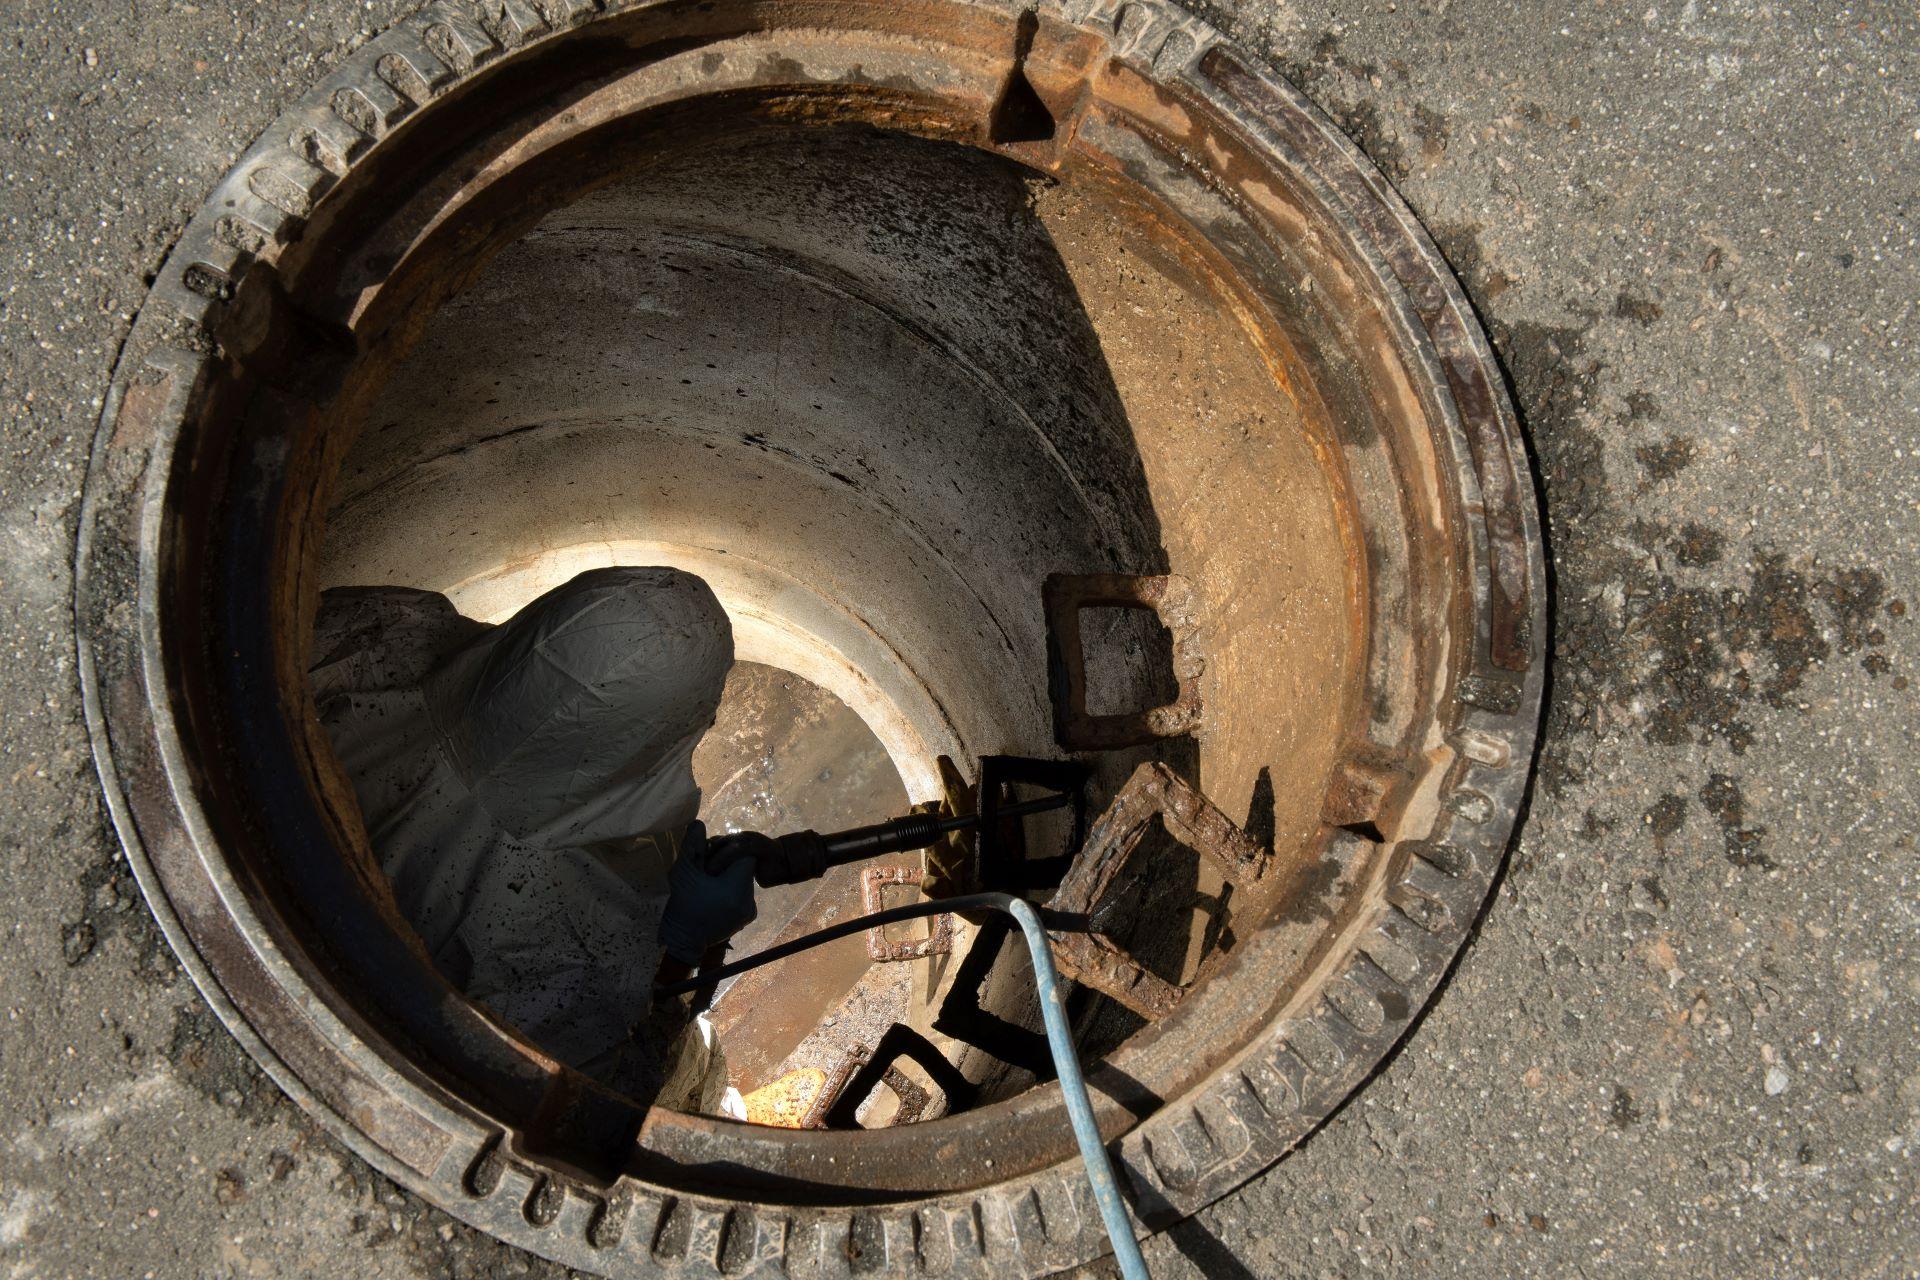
left=73, top=1, right=1547, bottom=1275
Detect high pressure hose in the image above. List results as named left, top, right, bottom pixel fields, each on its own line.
left=656, top=893, right=1152, bottom=1280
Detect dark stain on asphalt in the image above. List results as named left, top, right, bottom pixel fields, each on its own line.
left=1480, top=309, right=1895, bottom=805
left=1613, top=290, right=1663, bottom=326
left=1430, top=219, right=1513, bottom=304
left=1630, top=517, right=1728, bottom=569
left=167, top=1005, right=290, bottom=1126
left=1276, top=33, right=1414, bottom=180
left=1672, top=521, right=1727, bottom=567
left=1621, top=389, right=1661, bottom=422
left=1698, top=773, right=1773, bottom=870
left=1410, top=102, right=1451, bottom=163
left=1730, top=554, right=1822, bottom=706
left=1635, top=434, right=1697, bottom=483
left=1633, top=578, right=1755, bottom=751
left=1645, top=794, right=1687, bottom=839
left=60, top=817, right=180, bottom=985
left=1823, top=568, right=1887, bottom=655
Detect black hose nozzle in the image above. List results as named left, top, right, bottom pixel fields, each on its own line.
left=743, top=792, right=1073, bottom=887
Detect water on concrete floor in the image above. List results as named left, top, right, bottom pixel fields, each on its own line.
left=693, top=661, right=920, bottom=1098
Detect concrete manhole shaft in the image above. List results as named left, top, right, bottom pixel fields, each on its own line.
left=74, top=1, right=1546, bottom=1275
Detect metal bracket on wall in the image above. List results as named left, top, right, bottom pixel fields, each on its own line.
left=1044, top=572, right=1203, bottom=750
left=862, top=866, right=955, bottom=962
left=816, top=1025, right=976, bottom=1128
left=1046, top=761, right=1269, bottom=1018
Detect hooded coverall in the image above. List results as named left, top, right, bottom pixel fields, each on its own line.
left=308, top=566, right=748, bottom=1108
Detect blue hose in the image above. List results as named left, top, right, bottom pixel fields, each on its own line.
left=1004, top=896, right=1152, bottom=1280
left=658, top=892, right=1151, bottom=1277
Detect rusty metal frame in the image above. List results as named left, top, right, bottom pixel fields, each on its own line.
left=1046, top=762, right=1269, bottom=1018
left=1044, top=572, right=1204, bottom=750
left=815, top=1025, right=978, bottom=1130
left=71, top=0, right=1548, bottom=1274
left=861, top=866, right=954, bottom=962
left=808, top=1044, right=925, bottom=1130
left=810, top=1044, right=925, bottom=1129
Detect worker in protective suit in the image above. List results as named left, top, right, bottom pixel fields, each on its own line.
left=307, top=566, right=758, bottom=1111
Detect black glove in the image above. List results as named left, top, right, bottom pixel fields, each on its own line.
left=706, top=830, right=778, bottom=875
left=704, top=829, right=831, bottom=887
left=659, top=821, right=759, bottom=966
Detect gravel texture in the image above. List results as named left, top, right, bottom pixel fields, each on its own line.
left=1, top=1, right=1915, bottom=1276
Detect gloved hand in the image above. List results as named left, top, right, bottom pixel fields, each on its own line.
left=706, top=829, right=778, bottom=875
left=659, top=820, right=760, bottom=966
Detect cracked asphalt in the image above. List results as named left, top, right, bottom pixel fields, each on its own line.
left=2, top=1, right=1915, bottom=1276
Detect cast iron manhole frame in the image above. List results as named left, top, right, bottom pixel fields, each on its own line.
left=74, top=1, right=1546, bottom=1275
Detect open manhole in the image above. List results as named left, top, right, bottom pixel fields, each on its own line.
left=75, top=2, right=1545, bottom=1275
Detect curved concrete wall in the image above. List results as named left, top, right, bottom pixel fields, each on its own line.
left=320, top=119, right=1353, bottom=858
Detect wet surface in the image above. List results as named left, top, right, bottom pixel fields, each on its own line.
left=691, top=661, right=913, bottom=1095
left=695, top=661, right=908, bottom=955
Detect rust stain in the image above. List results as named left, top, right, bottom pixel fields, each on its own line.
left=110, top=373, right=173, bottom=450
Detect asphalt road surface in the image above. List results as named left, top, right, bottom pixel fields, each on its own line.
left=1, top=1, right=1915, bottom=1275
